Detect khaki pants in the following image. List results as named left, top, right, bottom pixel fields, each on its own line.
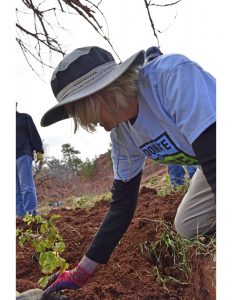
left=174, top=168, right=216, bottom=239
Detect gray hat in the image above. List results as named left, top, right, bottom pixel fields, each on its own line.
left=41, top=46, right=145, bottom=127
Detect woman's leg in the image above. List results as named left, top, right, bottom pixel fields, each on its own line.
left=174, top=168, right=216, bottom=239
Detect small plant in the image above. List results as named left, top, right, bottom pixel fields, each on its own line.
left=16, top=213, right=69, bottom=288
left=157, top=174, right=189, bottom=196
left=156, top=175, right=172, bottom=196
left=139, top=220, right=216, bottom=289
left=149, top=176, right=158, bottom=185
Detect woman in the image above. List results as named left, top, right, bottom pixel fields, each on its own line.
left=41, top=46, right=216, bottom=296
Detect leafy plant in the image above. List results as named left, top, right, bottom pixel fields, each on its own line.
left=16, top=213, right=69, bottom=288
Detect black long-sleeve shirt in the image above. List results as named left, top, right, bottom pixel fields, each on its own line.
left=16, top=112, right=44, bottom=159
left=85, top=123, right=216, bottom=264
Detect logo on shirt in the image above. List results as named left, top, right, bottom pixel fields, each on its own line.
left=140, top=132, right=198, bottom=165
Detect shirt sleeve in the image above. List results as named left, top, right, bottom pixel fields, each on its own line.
left=26, top=115, right=44, bottom=153
left=110, top=123, right=145, bottom=181
left=164, top=57, right=216, bottom=144
left=192, top=122, right=216, bottom=197
left=85, top=171, right=142, bottom=264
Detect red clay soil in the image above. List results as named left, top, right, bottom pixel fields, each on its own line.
left=16, top=186, right=215, bottom=300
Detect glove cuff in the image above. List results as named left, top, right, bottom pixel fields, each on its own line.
left=70, top=264, right=93, bottom=287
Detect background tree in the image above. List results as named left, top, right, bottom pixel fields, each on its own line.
left=46, top=157, right=63, bottom=176
left=61, top=143, right=82, bottom=176
left=81, top=157, right=96, bottom=177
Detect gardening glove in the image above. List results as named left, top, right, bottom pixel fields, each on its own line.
left=36, top=152, right=44, bottom=163
left=42, top=264, right=92, bottom=297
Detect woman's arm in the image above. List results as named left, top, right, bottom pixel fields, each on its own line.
left=85, top=170, right=142, bottom=264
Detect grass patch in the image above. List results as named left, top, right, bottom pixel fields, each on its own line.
left=140, top=220, right=216, bottom=289
left=38, top=191, right=112, bottom=214
left=72, top=192, right=112, bottom=209
left=156, top=175, right=190, bottom=197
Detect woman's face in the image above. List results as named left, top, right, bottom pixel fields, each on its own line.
left=98, top=97, right=138, bottom=132
left=99, top=104, right=119, bottom=131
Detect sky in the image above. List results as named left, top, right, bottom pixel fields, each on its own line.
left=1, top=0, right=232, bottom=298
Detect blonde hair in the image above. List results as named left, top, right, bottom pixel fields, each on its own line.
left=66, top=65, right=140, bottom=133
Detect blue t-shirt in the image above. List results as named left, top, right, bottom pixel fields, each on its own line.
left=110, top=54, right=216, bottom=181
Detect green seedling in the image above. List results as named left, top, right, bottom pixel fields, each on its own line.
left=16, top=213, right=69, bottom=288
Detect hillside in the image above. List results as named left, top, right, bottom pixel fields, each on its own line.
left=35, top=153, right=167, bottom=205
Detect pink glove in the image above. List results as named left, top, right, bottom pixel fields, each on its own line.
left=42, top=264, right=92, bottom=297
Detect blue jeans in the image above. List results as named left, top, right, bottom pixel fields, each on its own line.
left=168, top=165, right=197, bottom=189
left=16, top=155, right=37, bottom=217
left=186, top=165, right=197, bottom=178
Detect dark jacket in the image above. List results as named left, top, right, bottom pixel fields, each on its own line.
left=16, top=112, right=44, bottom=159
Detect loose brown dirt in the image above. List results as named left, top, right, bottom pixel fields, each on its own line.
left=16, top=186, right=215, bottom=299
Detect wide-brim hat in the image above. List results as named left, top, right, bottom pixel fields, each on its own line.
left=41, top=46, right=145, bottom=127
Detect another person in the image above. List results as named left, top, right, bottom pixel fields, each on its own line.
left=145, top=45, right=163, bottom=62
left=40, top=46, right=216, bottom=296
left=16, top=104, right=44, bottom=217
left=167, top=164, right=197, bottom=190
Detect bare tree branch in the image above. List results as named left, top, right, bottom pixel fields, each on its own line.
left=143, top=0, right=182, bottom=48
left=143, top=0, right=160, bottom=47
left=159, top=12, right=177, bottom=33
left=64, top=0, right=122, bottom=61
left=85, top=0, right=121, bottom=61
left=16, top=23, right=65, bottom=55
left=16, top=37, right=49, bottom=80
left=150, top=0, right=182, bottom=7
left=16, top=0, right=122, bottom=74
left=16, top=0, right=182, bottom=74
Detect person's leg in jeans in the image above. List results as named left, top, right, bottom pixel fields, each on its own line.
left=16, top=155, right=38, bottom=216
left=168, top=165, right=185, bottom=189
left=174, top=168, right=216, bottom=239
left=16, top=161, right=26, bottom=217
left=186, top=165, right=197, bottom=179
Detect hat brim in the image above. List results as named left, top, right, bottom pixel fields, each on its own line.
left=41, top=50, right=145, bottom=127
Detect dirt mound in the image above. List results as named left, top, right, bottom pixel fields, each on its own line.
left=16, top=187, right=215, bottom=300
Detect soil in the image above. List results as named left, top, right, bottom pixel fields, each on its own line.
left=17, top=154, right=215, bottom=299
left=16, top=187, right=215, bottom=300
